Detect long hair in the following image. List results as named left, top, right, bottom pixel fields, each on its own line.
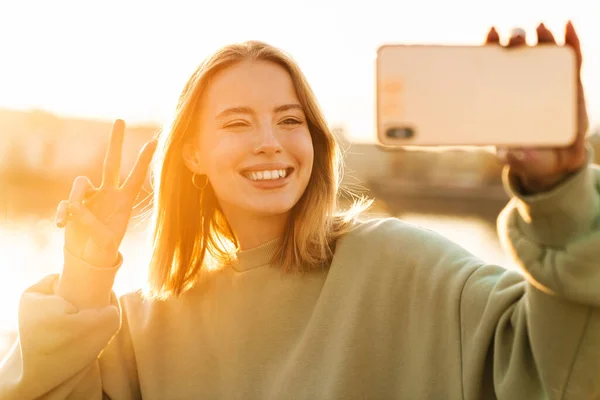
left=146, top=41, right=371, bottom=299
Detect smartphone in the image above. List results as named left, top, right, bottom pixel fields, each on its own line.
left=376, top=44, right=578, bottom=147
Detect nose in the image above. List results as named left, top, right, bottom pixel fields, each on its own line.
left=254, top=124, right=282, bottom=155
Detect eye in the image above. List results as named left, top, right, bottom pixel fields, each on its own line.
left=223, top=120, right=250, bottom=129
left=281, top=118, right=302, bottom=126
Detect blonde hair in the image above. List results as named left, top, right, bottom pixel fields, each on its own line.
left=146, top=41, right=371, bottom=299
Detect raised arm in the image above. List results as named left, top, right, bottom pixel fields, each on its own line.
left=456, top=21, right=600, bottom=399
left=459, top=158, right=600, bottom=399
left=0, top=120, right=156, bottom=399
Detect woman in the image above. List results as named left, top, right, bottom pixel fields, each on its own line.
left=1, top=22, right=598, bottom=399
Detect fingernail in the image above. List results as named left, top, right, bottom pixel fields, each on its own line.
left=510, top=27, right=526, bottom=38
left=496, top=148, right=508, bottom=161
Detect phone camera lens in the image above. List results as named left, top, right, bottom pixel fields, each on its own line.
left=386, top=127, right=415, bottom=139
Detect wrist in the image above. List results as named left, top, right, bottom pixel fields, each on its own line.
left=85, top=248, right=120, bottom=268
left=66, top=241, right=119, bottom=268
left=60, top=249, right=122, bottom=309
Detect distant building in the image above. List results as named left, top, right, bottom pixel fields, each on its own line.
left=0, top=108, right=159, bottom=178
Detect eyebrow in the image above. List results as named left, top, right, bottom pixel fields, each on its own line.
left=215, top=103, right=304, bottom=119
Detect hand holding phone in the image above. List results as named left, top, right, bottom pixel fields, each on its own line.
left=376, top=29, right=579, bottom=148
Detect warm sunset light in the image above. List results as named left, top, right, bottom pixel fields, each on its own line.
left=1, top=0, right=599, bottom=366
left=0, top=1, right=598, bottom=137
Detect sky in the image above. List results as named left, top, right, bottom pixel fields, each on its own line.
left=0, top=0, right=598, bottom=142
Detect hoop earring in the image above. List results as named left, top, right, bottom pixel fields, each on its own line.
left=192, top=173, right=208, bottom=190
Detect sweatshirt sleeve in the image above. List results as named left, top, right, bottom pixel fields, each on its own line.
left=459, top=154, right=600, bottom=399
left=0, top=251, right=140, bottom=400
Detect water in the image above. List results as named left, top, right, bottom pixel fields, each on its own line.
left=0, top=209, right=516, bottom=359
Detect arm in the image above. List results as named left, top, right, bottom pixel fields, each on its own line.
left=0, top=252, right=140, bottom=400
left=460, top=157, right=600, bottom=399
left=0, top=120, right=156, bottom=399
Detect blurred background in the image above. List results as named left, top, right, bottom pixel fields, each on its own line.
left=1, top=0, right=599, bottom=359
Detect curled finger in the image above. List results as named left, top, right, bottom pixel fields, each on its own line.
left=65, top=176, right=97, bottom=224
left=56, top=200, right=70, bottom=228
left=69, top=176, right=96, bottom=204
left=496, top=146, right=529, bottom=164
left=67, top=202, right=114, bottom=248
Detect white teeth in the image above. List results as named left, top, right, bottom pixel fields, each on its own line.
left=248, top=169, right=288, bottom=181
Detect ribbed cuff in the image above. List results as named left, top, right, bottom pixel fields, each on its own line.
left=57, top=248, right=123, bottom=310
left=502, top=149, right=599, bottom=247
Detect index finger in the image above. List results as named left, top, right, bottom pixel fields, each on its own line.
left=101, top=119, right=126, bottom=188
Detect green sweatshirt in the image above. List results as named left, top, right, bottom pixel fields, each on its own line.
left=1, top=160, right=599, bottom=400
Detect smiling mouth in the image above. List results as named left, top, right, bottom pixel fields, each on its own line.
left=242, top=167, right=294, bottom=181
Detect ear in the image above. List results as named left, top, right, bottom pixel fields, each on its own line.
left=182, top=142, right=204, bottom=174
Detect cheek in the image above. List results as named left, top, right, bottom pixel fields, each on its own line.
left=199, top=138, right=245, bottom=179
left=287, top=129, right=314, bottom=170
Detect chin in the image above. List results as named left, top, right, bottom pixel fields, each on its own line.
left=246, top=198, right=298, bottom=217
left=251, top=204, right=295, bottom=217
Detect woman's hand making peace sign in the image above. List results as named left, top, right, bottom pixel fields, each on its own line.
left=56, top=120, right=157, bottom=268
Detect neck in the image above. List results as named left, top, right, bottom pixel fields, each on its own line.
left=225, top=210, right=289, bottom=250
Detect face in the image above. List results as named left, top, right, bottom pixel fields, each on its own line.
left=185, top=60, right=314, bottom=230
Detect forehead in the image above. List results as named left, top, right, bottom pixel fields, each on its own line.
left=202, top=60, right=300, bottom=114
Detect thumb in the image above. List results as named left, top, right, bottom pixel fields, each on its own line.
left=496, top=147, right=527, bottom=164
